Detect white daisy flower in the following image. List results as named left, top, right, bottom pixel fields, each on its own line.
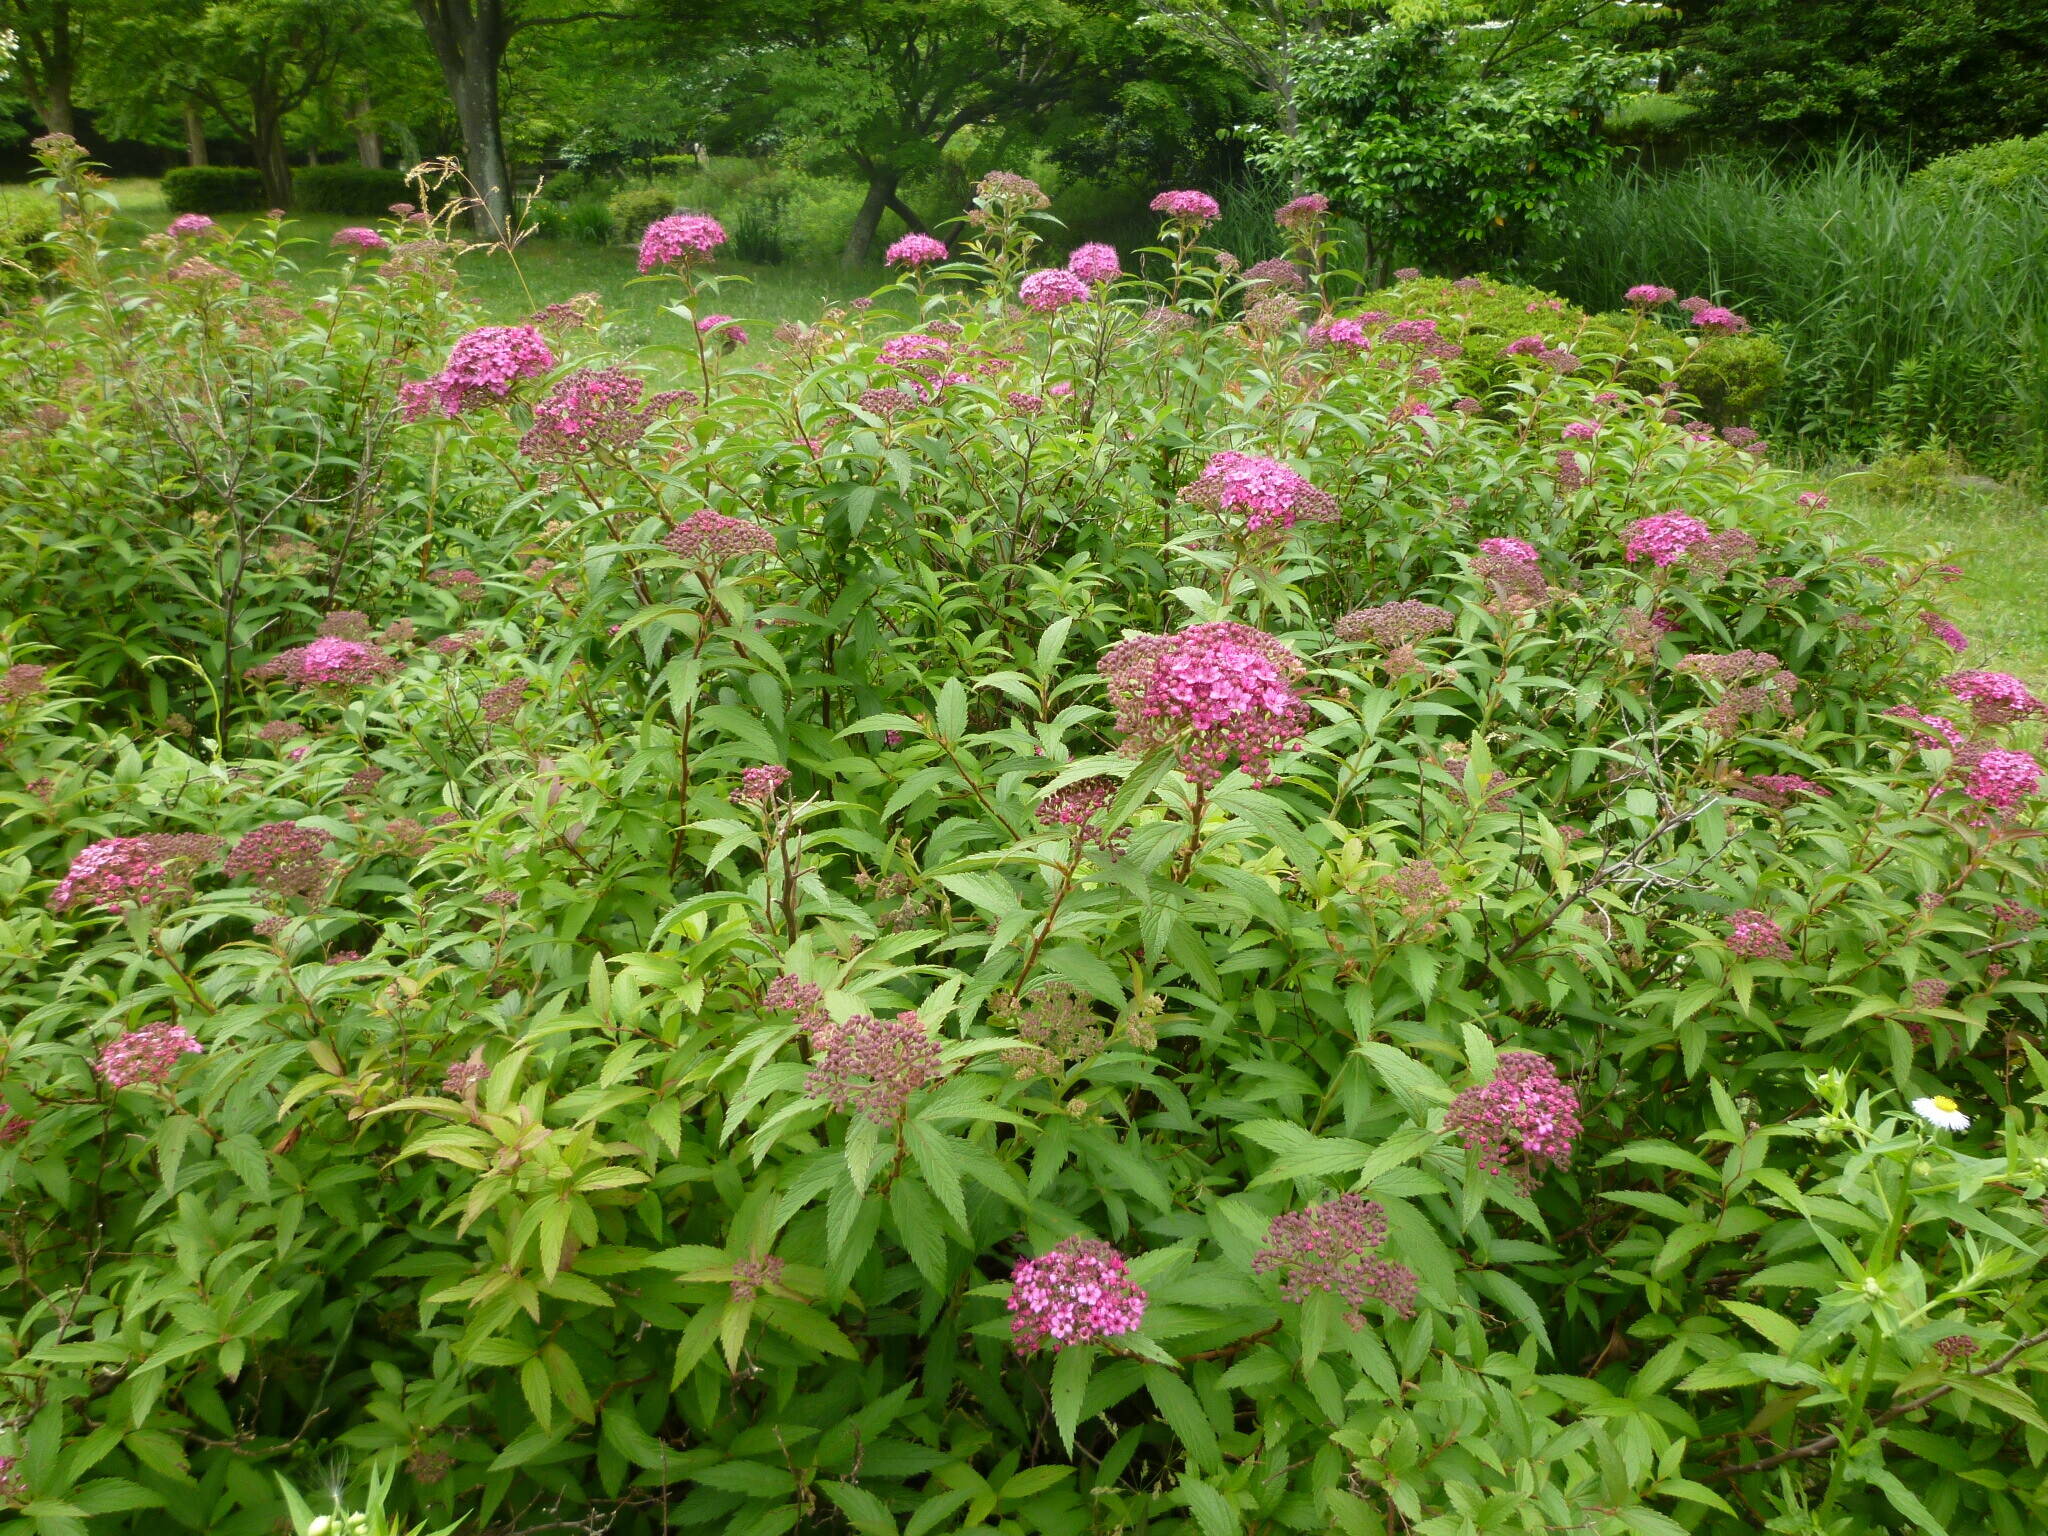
left=1911, top=1095, right=1971, bottom=1132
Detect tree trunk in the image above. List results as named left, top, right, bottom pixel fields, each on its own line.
left=252, top=93, right=295, bottom=209
left=842, top=167, right=897, bottom=268
left=17, top=1, right=78, bottom=136
left=354, top=97, right=382, bottom=168
left=184, top=101, right=210, bottom=167
left=412, top=0, right=514, bottom=238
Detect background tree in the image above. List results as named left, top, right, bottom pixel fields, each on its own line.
left=0, top=0, right=95, bottom=135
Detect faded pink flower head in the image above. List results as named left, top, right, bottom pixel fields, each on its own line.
left=51, top=834, right=220, bottom=913
left=1725, top=909, right=1794, bottom=961
left=330, top=226, right=389, bottom=252
left=885, top=233, right=948, bottom=267
left=1100, top=622, right=1310, bottom=787
left=95, top=1022, right=203, bottom=1089
left=1150, top=188, right=1220, bottom=224
left=166, top=214, right=218, bottom=239
left=1798, top=490, right=1831, bottom=509
left=1019, top=268, right=1089, bottom=312
left=1274, top=193, right=1330, bottom=232
left=223, top=822, right=335, bottom=902
left=802, top=1008, right=947, bottom=1123
left=1624, top=512, right=1713, bottom=566
left=519, top=367, right=686, bottom=462
left=662, top=510, right=776, bottom=563
left=731, top=764, right=791, bottom=805
left=1067, top=243, right=1122, bottom=285
left=638, top=213, right=727, bottom=273
left=1253, top=1193, right=1417, bottom=1322
left=1561, top=421, right=1599, bottom=441
left=1008, top=1236, right=1147, bottom=1352
left=1446, top=1051, right=1580, bottom=1182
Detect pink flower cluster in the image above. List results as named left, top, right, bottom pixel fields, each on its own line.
left=94, top=1022, right=203, bottom=1089
left=802, top=1008, right=948, bottom=1123
left=1561, top=421, right=1599, bottom=441
left=403, top=326, right=555, bottom=419
left=1624, top=512, right=1712, bottom=566
left=1692, top=306, right=1749, bottom=334
left=1179, top=450, right=1338, bottom=534
left=1729, top=773, right=1831, bottom=807
left=255, top=636, right=399, bottom=691
left=1725, top=909, right=1794, bottom=961
left=1252, top=1193, right=1418, bottom=1322
left=166, top=214, right=218, bottom=239
left=1019, top=268, right=1090, bottom=312
left=224, top=821, right=335, bottom=901
left=1275, top=193, right=1329, bottom=233
left=51, top=834, right=221, bottom=913
left=1446, top=1051, right=1580, bottom=1180
left=1150, top=189, right=1220, bottom=223
left=696, top=314, right=748, bottom=349
left=1037, top=774, right=1117, bottom=836
left=1965, top=749, right=2042, bottom=813
left=1008, top=1236, right=1148, bottom=1352
left=330, top=227, right=389, bottom=252
left=879, top=333, right=952, bottom=367
left=885, top=233, right=948, bottom=267
left=730, top=1255, right=785, bottom=1300
left=1318, top=316, right=1373, bottom=352
left=1067, top=243, right=1122, bottom=285
left=661, top=510, right=776, bottom=563
left=637, top=214, right=727, bottom=273
left=519, top=367, right=686, bottom=462
left=1625, top=284, right=1677, bottom=306
left=1920, top=611, right=1969, bottom=654
left=0, top=663, right=49, bottom=703
left=1479, top=537, right=1538, bottom=564
left=1335, top=601, right=1455, bottom=648
left=1100, top=622, right=1309, bottom=787
left=1943, top=670, right=2044, bottom=727
left=732, top=764, right=791, bottom=805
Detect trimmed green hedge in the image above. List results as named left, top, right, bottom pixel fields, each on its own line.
left=293, top=164, right=411, bottom=216
left=160, top=166, right=265, bottom=214
left=0, top=194, right=59, bottom=302
left=605, top=187, right=675, bottom=240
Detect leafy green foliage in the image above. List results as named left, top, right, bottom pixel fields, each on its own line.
left=605, top=186, right=677, bottom=240
left=1912, top=131, right=2048, bottom=204
left=159, top=165, right=267, bottom=214
left=2, top=146, right=2047, bottom=1536
left=293, top=164, right=412, bottom=216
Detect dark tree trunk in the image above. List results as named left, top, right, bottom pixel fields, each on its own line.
left=412, top=0, right=515, bottom=237
left=354, top=97, right=382, bottom=168
left=15, top=0, right=78, bottom=136
left=252, top=89, right=295, bottom=209
left=842, top=166, right=897, bottom=268
left=184, top=101, right=210, bottom=166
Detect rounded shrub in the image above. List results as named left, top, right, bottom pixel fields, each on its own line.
left=3, top=148, right=2046, bottom=1536
left=1913, top=131, right=2048, bottom=204
left=293, top=164, right=411, bottom=215
left=0, top=193, right=59, bottom=302
left=160, top=164, right=266, bottom=214
left=605, top=186, right=676, bottom=241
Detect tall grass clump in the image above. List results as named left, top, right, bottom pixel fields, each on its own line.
left=1524, top=146, right=2048, bottom=479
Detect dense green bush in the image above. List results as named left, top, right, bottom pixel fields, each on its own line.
left=4, top=144, right=2048, bottom=1536
left=160, top=165, right=267, bottom=214
left=1524, top=148, right=2048, bottom=478
left=294, top=164, right=412, bottom=216
left=1912, top=132, right=2048, bottom=204
left=0, top=194, right=59, bottom=301
left=606, top=187, right=677, bottom=241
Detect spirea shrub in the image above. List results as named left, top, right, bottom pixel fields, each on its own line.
left=1, top=140, right=2046, bottom=1536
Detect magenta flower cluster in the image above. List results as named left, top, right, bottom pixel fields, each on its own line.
left=1037, top=774, right=1117, bottom=835
left=1007, top=1236, right=1148, bottom=1353
left=255, top=636, right=400, bottom=691
left=403, top=326, right=555, bottom=419
left=1479, top=537, right=1539, bottom=565
left=1624, top=284, right=1677, bottom=306
left=696, top=314, right=748, bottom=349
left=1274, top=193, right=1329, bottom=231
left=1725, top=909, right=1794, bottom=961
left=330, top=227, right=389, bottom=252
left=1943, top=670, right=2044, bottom=727
left=166, top=214, right=218, bottom=239
left=1150, top=188, right=1220, bottom=223
left=1445, top=1051, right=1581, bottom=1181
left=51, top=834, right=221, bottom=912
left=1919, top=611, right=1969, bottom=654
left=224, top=821, right=335, bottom=901
left=885, top=233, right=948, bottom=267
left=661, top=510, right=776, bottom=563
left=1964, top=748, right=2042, bottom=813
left=732, top=764, right=791, bottom=805
left=94, top=1022, right=204, bottom=1089
left=1100, top=622, right=1309, bottom=787
left=637, top=213, right=727, bottom=273
left=1067, top=243, right=1122, bottom=285
left=519, top=367, right=685, bottom=462
left=1252, top=1193, right=1418, bottom=1323
left=1180, top=450, right=1338, bottom=534
left=1624, top=512, right=1713, bottom=566
left=1019, top=268, right=1090, bottom=312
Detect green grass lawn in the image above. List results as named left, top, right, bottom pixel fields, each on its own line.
left=1834, top=478, right=2048, bottom=689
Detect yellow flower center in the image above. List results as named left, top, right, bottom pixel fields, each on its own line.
left=1933, top=1096, right=1959, bottom=1113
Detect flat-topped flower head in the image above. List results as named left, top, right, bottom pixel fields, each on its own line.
left=51, top=833, right=221, bottom=913
left=1911, top=1095, right=1970, bottom=1132
left=1725, top=909, right=1793, bottom=961
left=1067, top=242, right=1121, bottom=285
left=94, top=1022, right=203, bottom=1089
left=1100, top=621, right=1310, bottom=787
left=1446, top=1051, right=1580, bottom=1183
left=1336, top=600, right=1455, bottom=648
left=1625, top=512, right=1713, bottom=566
left=1008, top=1236, right=1147, bottom=1352
left=637, top=213, right=726, bottom=272
left=519, top=367, right=687, bottom=462
left=1943, top=670, right=2044, bottom=727
left=731, top=764, right=790, bottom=805
left=1692, top=305, right=1749, bottom=334
left=166, top=213, right=218, bottom=239
left=1729, top=773, right=1831, bottom=807
left=1179, top=450, right=1338, bottom=534
left=1019, top=268, right=1089, bottom=312
left=1274, top=193, right=1329, bottom=232
left=1253, top=1193, right=1417, bottom=1322
left=224, top=822, right=335, bottom=902
left=662, top=509, right=775, bottom=563
left=696, top=314, right=747, bottom=350
left=802, top=1008, right=947, bottom=1123
left=255, top=636, right=400, bottom=691
left=975, top=171, right=1050, bottom=212
left=1479, top=537, right=1539, bottom=564
left=1625, top=283, right=1677, bottom=307
left=1150, top=188, right=1220, bottom=224
left=330, top=226, right=389, bottom=252
left=1037, top=774, right=1117, bottom=835
left=1964, top=748, right=2042, bottom=813
left=885, top=232, right=948, bottom=267
left=415, top=326, right=555, bottom=417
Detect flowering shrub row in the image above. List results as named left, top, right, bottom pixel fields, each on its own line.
left=0, top=138, right=2044, bottom=1536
